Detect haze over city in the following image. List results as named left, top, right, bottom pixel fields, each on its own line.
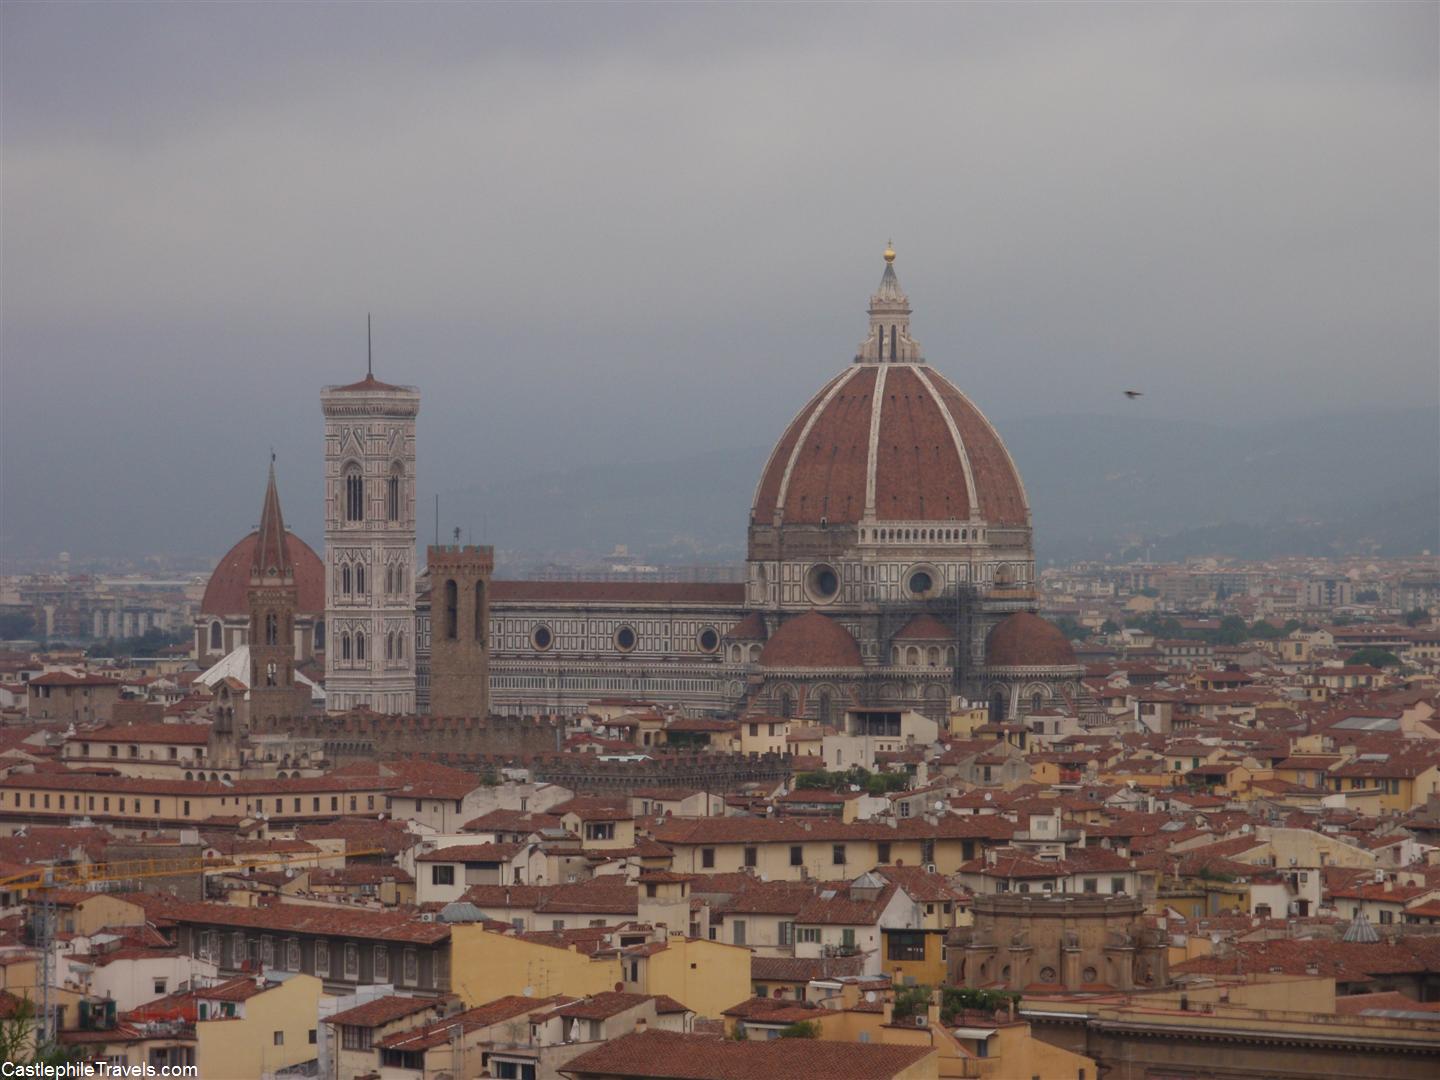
left=2, top=2, right=1436, bottom=563
left=5, top=7, right=1440, bottom=1080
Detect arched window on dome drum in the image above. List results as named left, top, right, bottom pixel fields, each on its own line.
left=355, top=631, right=366, bottom=662
left=1032, top=692, right=1043, bottom=713
left=927, top=647, right=940, bottom=667
left=818, top=692, right=832, bottom=725
left=779, top=693, right=794, bottom=719
left=990, top=690, right=1006, bottom=722
left=345, top=467, right=364, bottom=523
left=474, top=581, right=485, bottom=642
left=209, top=621, right=222, bottom=651
left=265, top=613, right=278, bottom=646
left=905, top=646, right=919, bottom=666
left=340, top=632, right=351, bottom=661
left=386, top=464, right=401, bottom=522
left=444, top=580, right=458, bottom=640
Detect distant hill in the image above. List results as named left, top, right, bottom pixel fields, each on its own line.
left=444, top=406, right=1439, bottom=566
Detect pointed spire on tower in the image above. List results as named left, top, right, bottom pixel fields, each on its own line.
left=253, top=457, right=293, bottom=580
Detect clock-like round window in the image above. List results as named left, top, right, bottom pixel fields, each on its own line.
left=531, top=625, right=553, bottom=651
left=615, top=626, right=637, bottom=652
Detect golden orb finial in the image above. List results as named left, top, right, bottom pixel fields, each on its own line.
left=884, top=239, right=896, bottom=263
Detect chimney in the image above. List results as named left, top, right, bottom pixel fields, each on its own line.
left=634, top=1016, right=647, bottom=1034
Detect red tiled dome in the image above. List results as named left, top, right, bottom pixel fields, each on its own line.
left=725, top=612, right=767, bottom=641
left=985, top=612, right=1077, bottom=668
left=758, top=612, right=862, bottom=669
left=751, top=363, right=1028, bottom=528
left=200, top=531, right=325, bottom=616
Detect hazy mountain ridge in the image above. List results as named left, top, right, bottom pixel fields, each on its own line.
left=444, top=407, right=1439, bottom=566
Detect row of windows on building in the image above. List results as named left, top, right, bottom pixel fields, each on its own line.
left=196, top=931, right=426, bottom=986
left=507, top=624, right=722, bottom=654
left=342, top=464, right=405, bottom=525
left=336, top=561, right=409, bottom=598
left=8, top=789, right=379, bottom=817
left=207, top=619, right=324, bottom=652
left=698, top=839, right=944, bottom=870
left=336, top=629, right=408, bottom=664
left=489, top=675, right=725, bottom=694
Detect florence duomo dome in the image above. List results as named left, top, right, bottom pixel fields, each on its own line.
left=739, top=248, right=1072, bottom=723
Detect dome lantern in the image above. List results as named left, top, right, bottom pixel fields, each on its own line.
left=856, top=244, right=922, bottom=363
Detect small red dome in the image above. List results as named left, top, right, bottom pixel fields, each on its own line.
left=892, top=614, right=954, bottom=641
left=200, top=530, right=326, bottom=616
left=725, top=612, right=767, bottom=641
left=986, top=612, right=1077, bottom=668
left=759, top=612, right=862, bottom=669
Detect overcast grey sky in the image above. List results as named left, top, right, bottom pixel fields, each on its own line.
left=2, top=2, right=1436, bottom=560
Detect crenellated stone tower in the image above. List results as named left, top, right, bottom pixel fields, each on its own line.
left=426, top=544, right=493, bottom=718
left=321, top=350, right=419, bottom=714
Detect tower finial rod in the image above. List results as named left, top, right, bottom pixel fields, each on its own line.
left=367, top=313, right=373, bottom=377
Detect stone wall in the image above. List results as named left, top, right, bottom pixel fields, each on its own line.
left=529, top=751, right=792, bottom=794
left=249, top=712, right=564, bottom=761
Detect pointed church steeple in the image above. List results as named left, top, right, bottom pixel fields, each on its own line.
left=856, top=243, right=923, bottom=363
left=253, top=457, right=293, bottom=582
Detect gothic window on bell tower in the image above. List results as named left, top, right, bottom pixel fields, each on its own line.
left=387, top=464, right=402, bottom=522
left=266, top=662, right=277, bottom=687
left=474, top=581, right=485, bottom=642
left=355, top=565, right=366, bottom=595
left=355, top=630, right=366, bottom=662
left=341, top=564, right=352, bottom=595
left=444, top=580, right=458, bottom=639
left=340, top=632, right=351, bottom=661
left=345, top=466, right=365, bottom=522
left=265, top=613, right=278, bottom=646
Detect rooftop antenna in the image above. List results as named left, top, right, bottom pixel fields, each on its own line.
left=367, top=313, right=373, bottom=377
left=435, top=494, right=440, bottom=548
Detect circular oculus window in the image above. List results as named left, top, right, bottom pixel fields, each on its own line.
left=531, top=625, right=553, bottom=651
left=908, top=570, right=934, bottom=595
left=806, top=563, right=840, bottom=602
left=614, top=626, right=637, bottom=652
left=697, top=627, right=720, bottom=653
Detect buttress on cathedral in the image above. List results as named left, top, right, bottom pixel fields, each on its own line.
left=194, top=250, right=1084, bottom=728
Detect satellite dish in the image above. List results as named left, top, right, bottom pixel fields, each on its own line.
left=522, top=986, right=534, bottom=997
left=933, top=800, right=944, bottom=812
left=865, top=991, right=877, bottom=1003
left=983, top=793, right=992, bottom=802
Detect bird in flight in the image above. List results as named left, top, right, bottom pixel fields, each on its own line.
left=1123, top=390, right=1143, bottom=399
